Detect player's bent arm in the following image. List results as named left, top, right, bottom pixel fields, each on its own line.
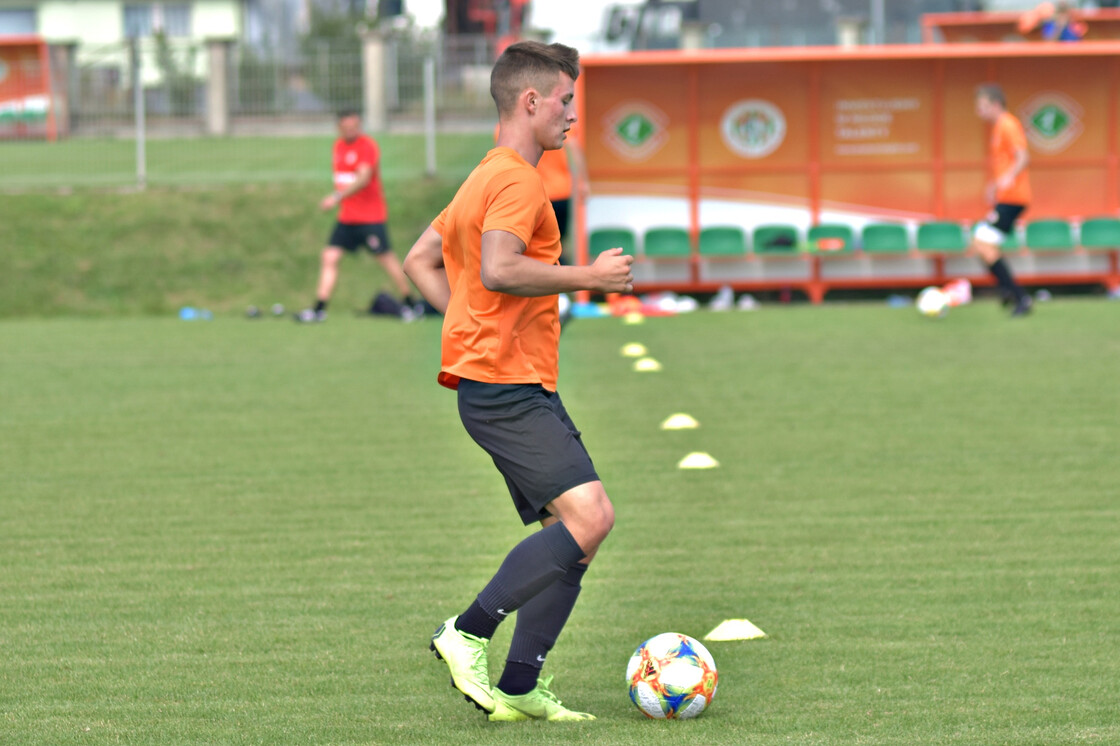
left=322, top=164, right=373, bottom=210
left=404, top=225, right=451, bottom=314
left=481, top=231, right=633, bottom=296
left=343, top=163, right=373, bottom=196
left=1004, top=146, right=1029, bottom=183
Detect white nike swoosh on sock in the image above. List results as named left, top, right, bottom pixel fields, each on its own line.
left=496, top=608, right=509, bottom=617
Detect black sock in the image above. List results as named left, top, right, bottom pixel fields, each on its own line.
left=313, top=299, right=327, bottom=313
left=498, top=562, right=587, bottom=695
left=496, top=662, right=540, bottom=697
left=453, top=522, right=585, bottom=641
left=403, top=294, right=417, bottom=307
left=454, top=599, right=503, bottom=640
left=987, top=258, right=1027, bottom=302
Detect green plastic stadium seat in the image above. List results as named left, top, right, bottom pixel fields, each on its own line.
left=1025, top=219, right=1074, bottom=251
left=807, top=223, right=854, bottom=252
left=698, top=226, right=747, bottom=256
left=642, top=227, right=692, bottom=258
left=860, top=223, right=910, bottom=253
left=1077, top=217, right=1120, bottom=250
left=917, top=221, right=968, bottom=252
left=589, top=227, right=636, bottom=258
left=753, top=224, right=799, bottom=253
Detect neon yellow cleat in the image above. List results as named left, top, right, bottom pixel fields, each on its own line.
left=430, top=616, right=494, bottom=713
left=488, top=675, right=596, bottom=722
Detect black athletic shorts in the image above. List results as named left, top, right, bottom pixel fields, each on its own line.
left=551, top=199, right=571, bottom=265
left=975, top=203, right=1026, bottom=243
left=328, top=222, right=391, bottom=255
left=551, top=198, right=570, bottom=240
left=457, top=379, right=599, bottom=526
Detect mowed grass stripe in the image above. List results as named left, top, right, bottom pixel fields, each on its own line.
left=1, top=301, right=1118, bottom=745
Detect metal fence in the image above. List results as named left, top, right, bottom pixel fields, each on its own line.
left=0, top=32, right=499, bottom=189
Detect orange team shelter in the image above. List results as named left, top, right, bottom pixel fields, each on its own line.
left=572, top=42, right=1120, bottom=302
left=0, top=36, right=56, bottom=141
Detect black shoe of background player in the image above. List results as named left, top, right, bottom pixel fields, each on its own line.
left=1010, top=296, right=1033, bottom=317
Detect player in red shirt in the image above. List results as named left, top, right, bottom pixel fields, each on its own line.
left=295, top=110, right=420, bottom=322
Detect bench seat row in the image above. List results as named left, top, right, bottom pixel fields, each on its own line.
left=588, top=218, right=1120, bottom=257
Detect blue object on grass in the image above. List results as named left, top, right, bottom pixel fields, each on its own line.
left=179, top=307, right=213, bottom=321
left=886, top=294, right=911, bottom=308
left=570, top=302, right=610, bottom=319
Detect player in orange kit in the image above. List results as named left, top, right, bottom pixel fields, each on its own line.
left=971, top=84, right=1033, bottom=317
left=404, top=41, right=633, bottom=721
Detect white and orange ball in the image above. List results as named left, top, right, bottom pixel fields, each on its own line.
left=916, top=286, right=950, bottom=318
left=626, top=632, right=718, bottom=719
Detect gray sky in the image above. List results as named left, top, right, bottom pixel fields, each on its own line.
left=405, top=0, right=637, bottom=49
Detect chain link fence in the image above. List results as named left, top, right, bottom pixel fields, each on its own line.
left=0, top=32, right=497, bottom=189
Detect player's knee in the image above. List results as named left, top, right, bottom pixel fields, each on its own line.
left=974, top=243, right=999, bottom=264
left=599, top=499, right=616, bottom=538
left=565, top=511, right=611, bottom=556
left=583, top=496, right=615, bottom=548
left=550, top=483, right=614, bottom=551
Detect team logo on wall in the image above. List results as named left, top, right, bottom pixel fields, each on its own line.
left=1018, top=92, right=1083, bottom=154
left=603, top=101, right=669, bottom=161
left=721, top=99, right=786, bottom=159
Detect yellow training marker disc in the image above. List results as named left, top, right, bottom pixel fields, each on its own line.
left=678, top=452, right=718, bottom=469
left=633, top=357, right=662, bottom=372
left=704, top=619, right=768, bottom=641
left=621, top=343, right=648, bottom=357
left=660, top=413, right=699, bottom=430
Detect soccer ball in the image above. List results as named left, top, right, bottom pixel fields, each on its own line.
left=627, top=632, right=718, bottom=719
left=916, top=286, right=949, bottom=318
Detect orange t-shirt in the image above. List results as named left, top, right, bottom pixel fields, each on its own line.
left=432, top=147, right=563, bottom=391
left=491, top=122, right=578, bottom=202
left=991, top=111, right=1031, bottom=205
left=536, top=148, right=573, bottom=202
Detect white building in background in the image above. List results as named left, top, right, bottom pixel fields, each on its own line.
left=0, top=0, right=243, bottom=94
left=0, top=1, right=243, bottom=44
left=0, top=0, right=383, bottom=60
left=243, top=0, right=303, bottom=55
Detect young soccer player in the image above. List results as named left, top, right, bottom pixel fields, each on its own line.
left=295, top=110, right=421, bottom=323
left=403, top=41, right=634, bottom=721
left=972, top=84, right=1033, bottom=317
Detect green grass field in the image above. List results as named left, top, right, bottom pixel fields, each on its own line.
left=0, top=133, right=494, bottom=189
left=0, top=180, right=469, bottom=319
left=2, top=301, right=1118, bottom=745
left=0, top=135, right=492, bottom=320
